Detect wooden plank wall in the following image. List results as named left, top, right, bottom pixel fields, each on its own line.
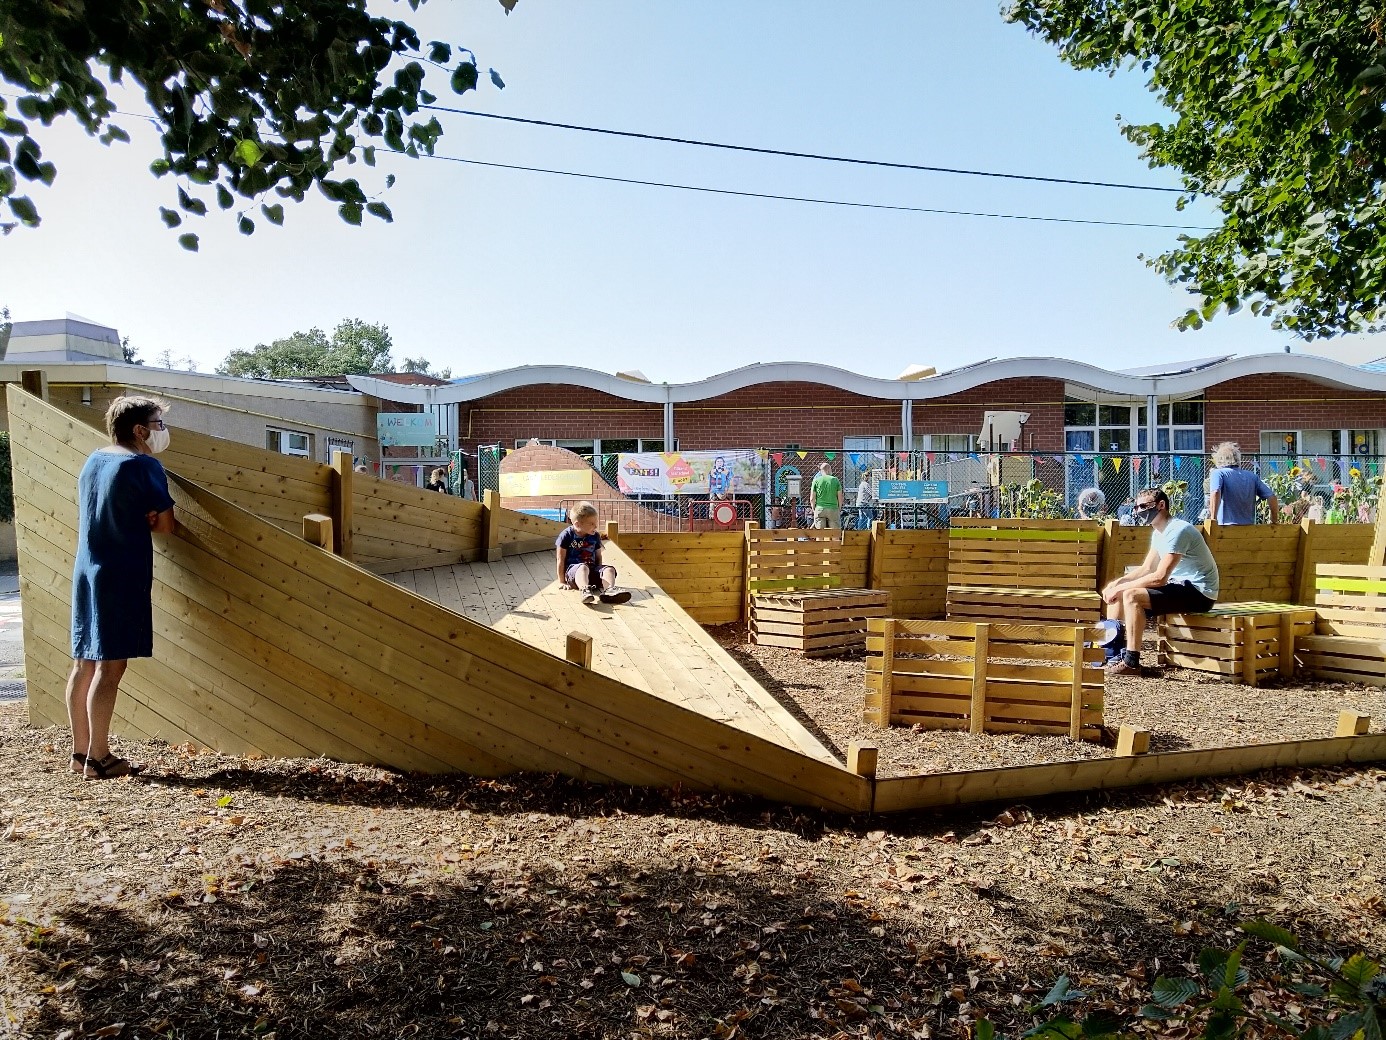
left=869, top=526, right=948, bottom=618
left=8, top=388, right=867, bottom=812
left=1295, top=522, right=1376, bottom=603
left=1202, top=521, right=1302, bottom=603
left=614, top=531, right=745, bottom=625
left=1099, top=521, right=1149, bottom=588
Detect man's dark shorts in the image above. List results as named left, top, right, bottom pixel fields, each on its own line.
left=1145, top=580, right=1215, bottom=616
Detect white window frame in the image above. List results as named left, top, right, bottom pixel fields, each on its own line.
left=267, top=426, right=311, bottom=458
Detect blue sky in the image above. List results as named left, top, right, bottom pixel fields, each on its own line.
left=4, top=1, right=1379, bottom=378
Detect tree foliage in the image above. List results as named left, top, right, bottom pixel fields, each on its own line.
left=1006, top=1, right=1386, bottom=339
left=0, top=0, right=512, bottom=247
left=400, top=356, right=452, bottom=379
left=217, top=318, right=393, bottom=378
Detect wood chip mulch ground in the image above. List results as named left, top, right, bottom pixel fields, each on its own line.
left=2, top=632, right=1384, bottom=1039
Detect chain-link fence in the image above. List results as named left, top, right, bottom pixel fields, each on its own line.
left=484, top=445, right=1385, bottom=527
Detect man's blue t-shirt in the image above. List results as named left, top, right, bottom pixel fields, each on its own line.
left=1151, top=518, right=1220, bottom=600
left=1210, top=467, right=1273, bottom=525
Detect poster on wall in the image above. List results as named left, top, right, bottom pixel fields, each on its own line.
left=377, top=412, right=437, bottom=448
left=616, top=450, right=765, bottom=496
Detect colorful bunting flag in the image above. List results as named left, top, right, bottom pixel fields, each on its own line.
left=1132, top=457, right=1142, bottom=474
left=796, top=451, right=808, bottom=460
left=1113, top=457, right=1123, bottom=473
left=825, top=451, right=836, bottom=460
left=772, top=452, right=783, bottom=465
left=848, top=453, right=861, bottom=467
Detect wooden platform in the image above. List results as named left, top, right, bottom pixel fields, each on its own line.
left=1158, top=602, right=1316, bottom=685
left=382, top=546, right=839, bottom=765
left=750, top=588, right=892, bottom=656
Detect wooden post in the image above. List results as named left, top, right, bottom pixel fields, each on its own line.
left=1294, top=519, right=1317, bottom=604
left=329, top=450, right=353, bottom=561
left=867, top=520, right=885, bottom=590
left=605, top=520, right=619, bottom=543
left=565, top=632, right=593, bottom=669
left=1099, top=519, right=1118, bottom=589
left=483, top=489, right=503, bottom=563
left=1115, top=725, right=1150, bottom=756
left=1335, top=710, right=1370, bottom=737
left=969, top=622, right=989, bottom=735
left=1239, top=615, right=1258, bottom=686
left=744, top=521, right=759, bottom=623
left=848, top=743, right=879, bottom=779
left=302, top=513, right=334, bottom=552
left=876, top=618, right=896, bottom=729
left=1278, top=612, right=1297, bottom=678
left=1370, top=499, right=1386, bottom=567
left=1068, top=628, right=1085, bottom=740
left=19, top=369, right=48, bottom=401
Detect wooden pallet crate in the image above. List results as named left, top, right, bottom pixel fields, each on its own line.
left=751, top=588, right=892, bottom=656
left=863, top=618, right=1105, bottom=740
left=946, top=518, right=1103, bottom=625
left=1299, top=565, right=1386, bottom=686
left=1157, top=602, right=1316, bottom=685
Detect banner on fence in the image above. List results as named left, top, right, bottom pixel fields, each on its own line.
left=499, top=469, right=593, bottom=498
left=876, top=479, right=949, bottom=503
left=616, top=450, right=765, bottom=496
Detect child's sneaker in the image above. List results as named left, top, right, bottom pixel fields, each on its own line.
left=582, top=589, right=600, bottom=605
left=599, top=587, right=632, bottom=605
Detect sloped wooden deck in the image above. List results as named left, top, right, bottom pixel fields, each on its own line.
left=384, top=546, right=839, bottom=766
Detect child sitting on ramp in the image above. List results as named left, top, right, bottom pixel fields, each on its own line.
left=556, top=501, right=632, bottom=605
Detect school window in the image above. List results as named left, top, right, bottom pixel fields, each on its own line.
left=1064, top=394, right=1205, bottom=454
left=1260, top=430, right=1299, bottom=455
left=266, top=427, right=311, bottom=458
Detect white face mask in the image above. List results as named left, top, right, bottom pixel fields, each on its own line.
left=147, top=427, right=170, bottom=454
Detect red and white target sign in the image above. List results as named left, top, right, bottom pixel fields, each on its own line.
left=711, top=501, right=739, bottom=528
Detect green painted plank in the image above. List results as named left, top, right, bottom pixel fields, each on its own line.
left=1316, top=577, right=1386, bottom=593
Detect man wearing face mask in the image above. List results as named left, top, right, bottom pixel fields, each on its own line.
left=68, top=396, right=176, bottom=779
left=1100, top=488, right=1219, bottom=677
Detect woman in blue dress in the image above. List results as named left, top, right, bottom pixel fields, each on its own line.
left=68, top=396, right=176, bottom=779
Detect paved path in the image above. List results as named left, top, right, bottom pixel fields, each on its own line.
left=0, top=563, right=26, bottom=701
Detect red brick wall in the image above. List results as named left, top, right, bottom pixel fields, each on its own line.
left=461, top=384, right=663, bottom=452
left=457, top=376, right=1067, bottom=453
left=1204, top=374, right=1386, bottom=447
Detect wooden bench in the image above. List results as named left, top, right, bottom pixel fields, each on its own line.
left=946, top=518, right=1103, bottom=625
left=864, top=619, right=1105, bottom=741
left=746, top=525, right=890, bottom=656
left=1298, top=565, right=1386, bottom=686
left=1157, top=602, right=1316, bottom=685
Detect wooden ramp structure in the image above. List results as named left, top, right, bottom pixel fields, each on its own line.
left=9, top=388, right=864, bottom=811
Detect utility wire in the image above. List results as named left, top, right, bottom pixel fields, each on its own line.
left=425, top=105, right=1186, bottom=194
left=2, top=91, right=1207, bottom=228
left=414, top=151, right=1214, bottom=230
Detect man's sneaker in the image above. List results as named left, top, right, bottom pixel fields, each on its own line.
left=1106, top=659, right=1142, bottom=677
left=599, top=587, right=632, bottom=605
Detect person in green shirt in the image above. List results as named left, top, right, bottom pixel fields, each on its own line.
left=810, top=462, right=843, bottom=529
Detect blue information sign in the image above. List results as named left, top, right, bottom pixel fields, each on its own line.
left=877, top=479, right=948, bottom=503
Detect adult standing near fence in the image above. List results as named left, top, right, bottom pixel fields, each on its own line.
left=68, top=396, right=176, bottom=779
left=810, top=462, right=843, bottom=529
left=1207, top=442, right=1278, bottom=525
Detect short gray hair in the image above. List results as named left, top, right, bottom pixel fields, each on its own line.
left=1212, top=441, right=1241, bottom=468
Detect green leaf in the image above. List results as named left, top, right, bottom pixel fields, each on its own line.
left=216, top=184, right=234, bottom=210
left=177, top=186, right=207, bottom=216
left=620, top=971, right=640, bottom=987
left=260, top=202, right=284, bottom=225
left=489, top=67, right=505, bottom=89
left=428, top=41, right=451, bottom=63
left=1139, top=1005, right=1175, bottom=1020
left=366, top=201, right=392, bottom=223
left=1151, top=977, right=1199, bottom=1008
left=177, top=232, right=199, bottom=251
left=385, top=174, right=396, bottom=189
left=7, top=195, right=39, bottom=226
left=1040, top=976, right=1085, bottom=1007
left=1338, top=953, right=1380, bottom=991
left=1240, top=919, right=1301, bottom=951
left=976, top=1021, right=995, bottom=1040
left=149, top=159, right=171, bottom=177
left=105, top=124, right=131, bottom=144
left=238, top=215, right=254, bottom=235
left=451, top=61, right=479, bottom=94
left=159, top=207, right=182, bottom=228
left=36, top=162, right=56, bottom=186
left=216, top=794, right=233, bottom=807
left=233, top=139, right=263, bottom=166
left=338, top=202, right=363, bottom=225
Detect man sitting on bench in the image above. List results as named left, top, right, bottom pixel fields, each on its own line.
left=1101, top=487, right=1220, bottom=676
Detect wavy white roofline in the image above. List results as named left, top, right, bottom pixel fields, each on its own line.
left=348, top=354, right=1386, bottom=406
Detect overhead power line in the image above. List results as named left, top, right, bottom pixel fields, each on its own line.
left=425, top=106, right=1186, bottom=194
left=415, top=151, right=1215, bottom=230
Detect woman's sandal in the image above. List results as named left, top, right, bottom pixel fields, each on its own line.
left=82, top=754, right=141, bottom=780
left=69, top=752, right=87, bottom=774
